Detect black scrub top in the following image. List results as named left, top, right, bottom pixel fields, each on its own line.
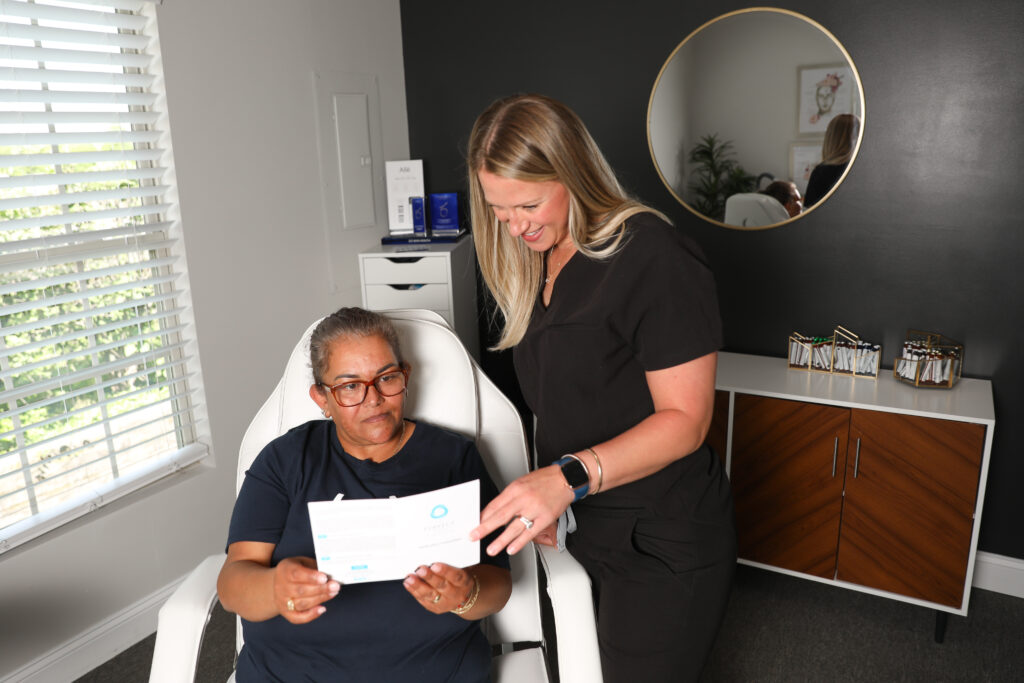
left=513, top=212, right=723, bottom=509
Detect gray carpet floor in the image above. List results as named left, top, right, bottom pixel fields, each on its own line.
left=698, top=566, right=1023, bottom=682
left=77, top=564, right=1024, bottom=682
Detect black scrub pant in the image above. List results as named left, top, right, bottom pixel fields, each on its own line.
left=567, top=446, right=737, bottom=683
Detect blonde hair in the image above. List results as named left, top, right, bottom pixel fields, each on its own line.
left=820, top=113, right=861, bottom=166
left=467, top=94, right=663, bottom=349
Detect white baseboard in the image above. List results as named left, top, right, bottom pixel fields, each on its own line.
left=1, top=579, right=182, bottom=683
left=972, top=551, right=1024, bottom=600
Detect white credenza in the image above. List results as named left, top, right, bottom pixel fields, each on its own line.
left=359, top=238, right=479, bottom=360
left=710, top=352, right=995, bottom=636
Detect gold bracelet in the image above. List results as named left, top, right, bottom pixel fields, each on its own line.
left=450, top=573, right=480, bottom=615
left=586, top=447, right=603, bottom=494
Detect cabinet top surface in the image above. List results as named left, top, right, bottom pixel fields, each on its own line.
left=717, top=352, right=994, bottom=423
left=360, top=236, right=471, bottom=257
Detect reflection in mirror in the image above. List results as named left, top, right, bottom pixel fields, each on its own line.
left=647, top=8, right=864, bottom=229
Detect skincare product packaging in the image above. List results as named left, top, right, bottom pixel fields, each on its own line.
left=429, top=192, right=460, bottom=234
left=410, top=197, right=426, bottom=235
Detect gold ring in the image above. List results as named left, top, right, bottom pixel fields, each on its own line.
left=519, top=516, right=534, bottom=530
left=287, top=598, right=296, bottom=611
left=432, top=593, right=442, bottom=604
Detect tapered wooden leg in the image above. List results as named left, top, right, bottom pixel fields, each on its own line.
left=934, top=610, right=948, bottom=643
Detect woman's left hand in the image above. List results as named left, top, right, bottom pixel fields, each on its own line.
left=404, top=562, right=474, bottom=614
left=470, top=465, right=574, bottom=556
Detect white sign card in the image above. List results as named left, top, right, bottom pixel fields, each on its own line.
left=308, top=479, right=480, bottom=584
left=385, top=159, right=425, bottom=234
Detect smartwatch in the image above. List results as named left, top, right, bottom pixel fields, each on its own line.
left=554, top=455, right=590, bottom=502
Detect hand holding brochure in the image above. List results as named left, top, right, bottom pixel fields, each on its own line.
left=308, top=480, right=479, bottom=584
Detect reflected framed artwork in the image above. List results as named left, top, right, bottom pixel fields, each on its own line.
left=798, top=64, right=854, bottom=135
left=790, top=142, right=822, bottom=196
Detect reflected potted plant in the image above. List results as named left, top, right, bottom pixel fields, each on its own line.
left=687, top=134, right=755, bottom=222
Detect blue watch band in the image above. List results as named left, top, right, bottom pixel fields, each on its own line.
left=555, top=455, right=590, bottom=502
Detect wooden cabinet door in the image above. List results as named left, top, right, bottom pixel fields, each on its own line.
left=837, top=410, right=986, bottom=607
left=731, top=394, right=851, bottom=578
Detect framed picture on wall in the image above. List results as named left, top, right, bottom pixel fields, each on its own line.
left=797, top=64, right=854, bottom=135
left=790, top=142, right=822, bottom=196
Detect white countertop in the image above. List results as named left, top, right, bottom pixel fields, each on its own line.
left=361, top=237, right=470, bottom=257
left=716, top=351, right=995, bottom=424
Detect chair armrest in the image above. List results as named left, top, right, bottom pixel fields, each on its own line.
left=535, top=544, right=602, bottom=683
left=149, top=553, right=227, bottom=683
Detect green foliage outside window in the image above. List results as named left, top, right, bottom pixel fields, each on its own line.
left=1, top=142, right=178, bottom=526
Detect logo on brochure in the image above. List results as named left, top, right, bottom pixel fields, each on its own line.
left=430, top=504, right=449, bottom=519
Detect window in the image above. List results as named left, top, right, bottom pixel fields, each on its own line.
left=0, top=0, right=207, bottom=554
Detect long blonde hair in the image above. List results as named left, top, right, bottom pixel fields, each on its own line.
left=820, top=113, right=861, bottom=166
left=467, top=94, right=662, bottom=349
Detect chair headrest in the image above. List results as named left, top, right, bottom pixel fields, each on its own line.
left=723, top=192, right=790, bottom=227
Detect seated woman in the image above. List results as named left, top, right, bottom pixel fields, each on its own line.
left=760, top=180, right=803, bottom=219
left=217, top=307, right=512, bottom=681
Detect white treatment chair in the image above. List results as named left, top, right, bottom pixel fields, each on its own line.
left=149, top=309, right=601, bottom=682
left=723, top=192, right=790, bottom=227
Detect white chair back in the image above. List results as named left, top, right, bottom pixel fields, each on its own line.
left=723, top=192, right=790, bottom=227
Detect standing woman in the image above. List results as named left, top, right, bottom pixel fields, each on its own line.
left=803, top=113, right=861, bottom=207
left=467, top=94, right=736, bottom=683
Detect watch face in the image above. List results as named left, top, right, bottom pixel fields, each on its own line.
left=560, top=458, right=589, bottom=489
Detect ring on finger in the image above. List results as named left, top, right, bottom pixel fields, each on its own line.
left=519, top=516, right=534, bottom=530
left=287, top=598, right=296, bottom=611
left=432, top=593, right=442, bottom=604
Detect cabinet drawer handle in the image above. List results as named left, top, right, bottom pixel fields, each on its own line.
left=385, top=256, right=424, bottom=264
left=388, top=284, right=425, bottom=290
left=831, top=437, right=838, bottom=478
left=853, top=438, right=861, bottom=478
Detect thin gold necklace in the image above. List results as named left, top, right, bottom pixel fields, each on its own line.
left=545, top=241, right=574, bottom=284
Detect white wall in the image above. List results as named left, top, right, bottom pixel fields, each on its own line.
left=0, top=1, right=408, bottom=679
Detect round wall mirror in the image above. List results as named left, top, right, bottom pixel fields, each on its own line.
left=647, top=8, right=865, bottom=230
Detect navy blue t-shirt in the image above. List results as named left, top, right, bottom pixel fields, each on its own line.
left=227, top=419, right=509, bottom=682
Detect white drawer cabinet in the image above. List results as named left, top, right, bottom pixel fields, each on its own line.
left=361, top=255, right=449, bottom=285
left=363, top=283, right=451, bottom=311
left=359, top=238, right=479, bottom=360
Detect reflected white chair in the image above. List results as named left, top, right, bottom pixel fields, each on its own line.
left=148, top=309, right=601, bottom=682
left=723, top=192, right=790, bottom=227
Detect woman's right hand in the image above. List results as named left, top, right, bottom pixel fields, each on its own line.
left=273, top=557, right=341, bottom=624
left=470, top=464, right=575, bottom=556
left=218, top=542, right=341, bottom=624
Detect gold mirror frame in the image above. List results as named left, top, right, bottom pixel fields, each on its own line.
left=647, top=7, right=865, bottom=230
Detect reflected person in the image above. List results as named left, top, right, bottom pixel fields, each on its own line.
left=761, top=180, right=803, bottom=218
left=804, top=113, right=861, bottom=207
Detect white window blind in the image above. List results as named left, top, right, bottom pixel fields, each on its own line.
left=0, top=0, right=207, bottom=554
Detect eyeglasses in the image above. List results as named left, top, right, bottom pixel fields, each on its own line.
left=319, top=367, right=409, bottom=407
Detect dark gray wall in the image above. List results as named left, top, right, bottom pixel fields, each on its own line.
left=399, top=0, right=1024, bottom=559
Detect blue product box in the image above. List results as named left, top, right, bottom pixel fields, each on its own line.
left=410, top=196, right=426, bottom=235
left=429, top=192, right=459, bottom=233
